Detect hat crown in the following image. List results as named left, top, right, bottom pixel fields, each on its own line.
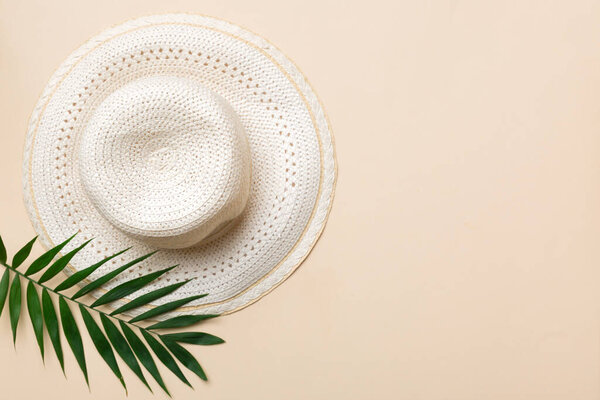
left=78, top=75, right=251, bottom=249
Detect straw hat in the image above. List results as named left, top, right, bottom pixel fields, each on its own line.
left=22, top=14, right=336, bottom=316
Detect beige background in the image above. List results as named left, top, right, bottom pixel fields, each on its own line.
left=1, top=0, right=600, bottom=399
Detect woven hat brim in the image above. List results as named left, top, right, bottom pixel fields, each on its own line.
left=22, top=14, right=336, bottom=317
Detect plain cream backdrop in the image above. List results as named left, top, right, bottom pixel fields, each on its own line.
left=2, top=0, right=600, bottom=399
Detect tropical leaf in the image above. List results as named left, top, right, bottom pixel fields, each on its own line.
left=110, top=280, right=190, bottom=316
left=41, top=288, right=64, bottom=372
left=0, top=268, right=9, bottom=317
left=54, top=247, right=130, bottom=292
left=162, top=332, right=225, bottom=346
left=91, top=265, right=176, bottom=307
left=25, top=234, right=77, bottom=276
left=0, top=235, right=6, bottom=266
left=38, top=239, right=92, bottom=283
left=129, top=294, right=207, bottom=323
left=100, top=314, right=152, bottom=392
left=59, top=297, right=88, bottom=386
left=141, top=329, right=191, bottom=387
left=79, top=306, right=126, bottom=392
left=147, top=314, right=219, bottom=330
left=0, top=236, right=222, bottom=394
left=162, top=339, right=207, bottom=381
left=72, top=251, right=157, bottom=299
left=120, top=321, right=170, bottom=396
left=26, top=281, right=44, bottom=359
left=12, top=236, right=37, bottom=269
left=9, top=274, right=21, bottom=345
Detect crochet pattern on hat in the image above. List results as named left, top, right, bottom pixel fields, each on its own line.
left=23, top=14, right=336, bottom=317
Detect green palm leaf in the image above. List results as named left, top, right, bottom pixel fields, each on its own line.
left=91, top=265, right=176, bottom=307
left=129, top=294, right=207, bottom=323
left=72, top=251, right=157, bottom=300
left=100, top=314, right=152, bottom=392
left=0, top=236, right=223, bottom=393
left=120, top=321, right=170, bottom=396
left=110, top=280, right=190, bottom=317
left=9, top=274, right=21, bottom=345
left=147, top=314, right=219, bottom=330
left=79, top=306, right=126, bottom=392
left=0, top=269, right=9, bottom=317
left=26, top=281, right=44, bottom=359
left=41, top=288, right=64, bottom=372
left=162, top=339, right=207, bottom=381
left=25, top=234, right=77, bottom=276
left=38, top=239, right=92, bottom=283
left=54, top=247, right=130, bottom=292
left=12, top=236, right=37, bottom=269
left=141, top=329, right=191, bottom=387
left=59, top=297, right=88, bottom=387
left=162, top=332, right=225, bottom=346
left=0, top=235, right=7, bottom=266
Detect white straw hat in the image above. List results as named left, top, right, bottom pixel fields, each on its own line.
left=22, top=14, right=336, bottom=316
